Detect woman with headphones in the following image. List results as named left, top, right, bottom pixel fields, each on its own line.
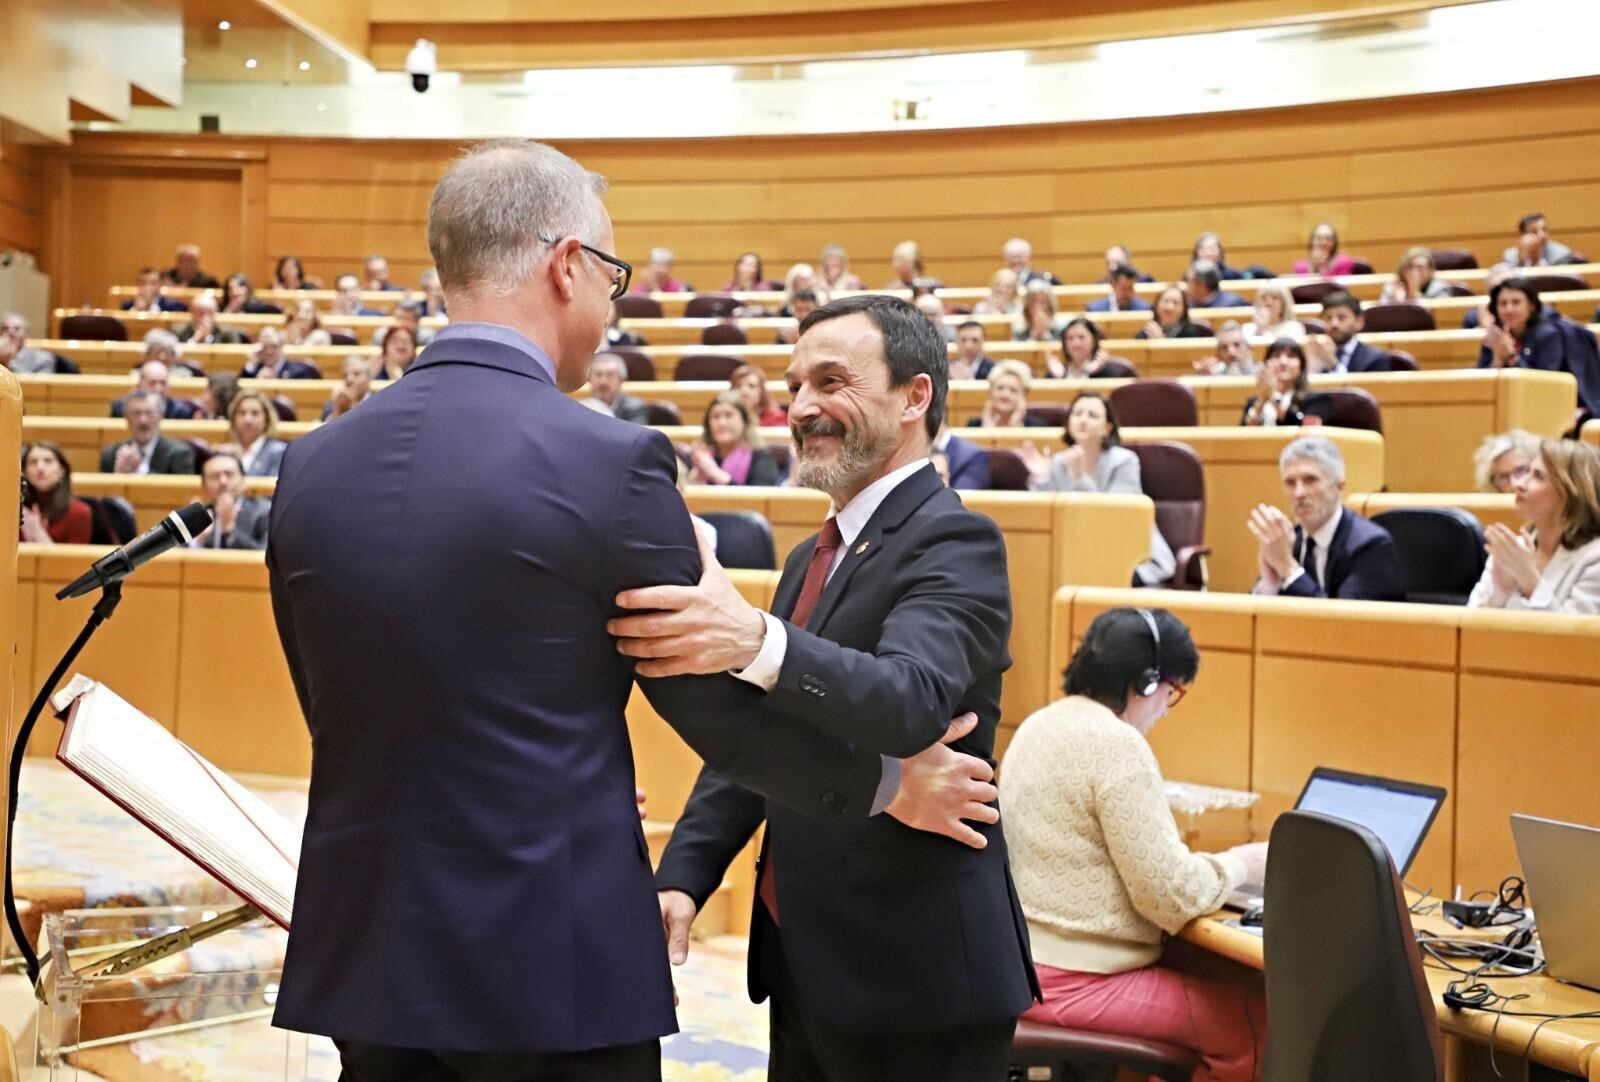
left=999, top=607, right=1267, bottom=1081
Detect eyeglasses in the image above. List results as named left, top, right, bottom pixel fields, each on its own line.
left=1165, top=683, right=1188, bottom=708
left=539, top=235, right=632, bottom=300
left=1492, top=464, right=1533, bottom=489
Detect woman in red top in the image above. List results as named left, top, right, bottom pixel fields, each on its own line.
left=19, top=442, right=92, bottom=545
left=729, top=363, right=788, bottom=427
left=1292, top=222, right=1357, bottom=277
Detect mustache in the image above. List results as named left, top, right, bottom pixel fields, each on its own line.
left=791, top=417, right=847, bottom=442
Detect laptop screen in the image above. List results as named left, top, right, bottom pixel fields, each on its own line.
left=1296, top=771, right=1445, bottom=875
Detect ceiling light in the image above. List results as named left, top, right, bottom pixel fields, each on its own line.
left=218, top=20, right=230, bottom=30
left=245, top=58, right=257, bottom=69
left=298, top=61, right=310, bottom=71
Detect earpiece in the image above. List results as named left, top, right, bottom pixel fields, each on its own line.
left=1134, top=608, right=1162, bottom=698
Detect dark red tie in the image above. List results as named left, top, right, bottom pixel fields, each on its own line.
left=758, top=516, right=844, bottom=924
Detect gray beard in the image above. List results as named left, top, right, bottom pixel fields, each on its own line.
left=793, top=427, right=892, bottom=503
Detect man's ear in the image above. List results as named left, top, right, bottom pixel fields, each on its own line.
left=547, top=238, right=579, bottom=302
left=901, top=372, right=933, bottom=425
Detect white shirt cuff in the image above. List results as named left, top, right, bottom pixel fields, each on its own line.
left=1280, top=566, right=1305, bottom=591
left=731, top=610, right=787, bottom=692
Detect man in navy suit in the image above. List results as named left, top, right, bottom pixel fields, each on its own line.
left=1248, top=436, right=1405, bottom=601
left=1086, top=265, right=1153, bottom=313
left=1310, top=290, right=1392, bottom=373
left=121, top=267, right=190, bottom=313
left=611, top=295, right=1038, bottom=1080
left=935, top=424, right=991, bottom=490
left=267, top=140, right=995, bottom=1081
left=1184, top=260, right=1248, bottom=309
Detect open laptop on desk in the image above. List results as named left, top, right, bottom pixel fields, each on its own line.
left=1511, top=814, right=1600, bottom=993
left=1225, top=767, right=1447, bottom=911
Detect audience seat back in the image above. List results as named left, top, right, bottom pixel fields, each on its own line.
left=1429, top=248, right=1478, bottom=271
left=1347, top=258, right=1374, bottom=275
left=270, top=396, right=298, bottom=423
left=1128, top=440, right=1209, bottom=589
left=1261, top=811, right=1443, bottom=1082
left=1024, top=405, right=1067, bottom=427
left=1441, top=281, right=1476, bottom=298
left=984, top=449, right=1030, bottom=491
left=51, top=353, right=81, bottom=375
left=1092, top=358, right=1138, bottom=380
left=684, top=295, right=740, bottom=319
left=1525, top=273, right=1589, bottom=295
left=699, top=511, right=777, bottom=570
left=702, top=324, right=748, bottom=346
left=325, top=331, right=359, bottom=347
left=673, top=354, right=744, bottom=382
left=609, top=347, right=656, bottom=382
left=644, top=401, right=682, bottom=426
left=84, top=496, right=137, bottom=546
left=1314, top=388, right=1383, bottom=433
left=1370, top=507, right=1486, bottom=605
left=59, top=315, right=128, bottom=342
left=1385, top=350, right=1419, bottom=371
left=1362, top=303, right=1436, bottom=334
left=1109, top=380, right=1197, bottom=427
left=614, top=295, right=664, bottom=319
left=1290, top=282, right=1341, bottom=305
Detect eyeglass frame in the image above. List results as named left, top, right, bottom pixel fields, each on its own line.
left=1491, top=463, right=1533, bottom=490
left=537, top=234, right=632, bottom=300
left=1165, top=682, right=1188, bottom=708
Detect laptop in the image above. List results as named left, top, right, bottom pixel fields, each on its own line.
left=1510, top=814, right=1600, bottom=992
left=1225, top=767, right=1448, bottom=911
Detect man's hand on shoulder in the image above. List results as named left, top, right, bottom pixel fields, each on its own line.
left=610, top=529, right=767, bottom=678
left=886, top=712, right=1000, bottom=850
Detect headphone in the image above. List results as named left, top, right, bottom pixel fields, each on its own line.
left=1134, top=608, right=1162, bottom=698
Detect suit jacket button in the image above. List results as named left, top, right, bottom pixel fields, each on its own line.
left=800, top=674, right=827, bottom=697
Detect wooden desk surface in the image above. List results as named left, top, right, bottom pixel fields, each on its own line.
left=1179, top=901, right=1600, bottom=1079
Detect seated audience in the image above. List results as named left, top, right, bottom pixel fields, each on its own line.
left=273, top=255, right=317, bottom=291
left=111, top=360, right=198, bottom=420
left=780, top=264, right=826, bottom=314
left=1021, top=392, right=1175, bottom=585
left=331, top=273, right=385, bottom=319
left=1464, top=264, right=1515, bottom=330
left=1241, top=339, right=1321, bottom=426
left=371, top=325, right=419, bottom=381
left=1474, top=429, right=1540, bottom=494
left=227, top=391, right=288, bottom=477
left=1013, top=287, right=1064, bottom=343
left=222, top=273, right=279, bottom=314
left=161, top=244, right=219, bottom=289
left=1503, top=211, right=1575, bottom=268
left=19, top=442, right=92, bottom=545
left=1002, top=606, right=1265, bottom=1082
left=1305, top=290, right=1390, bottom=373
left=242, top=326, right=320, bottom=380
left=1478, top=276, right=1600, bottom=422
left=730, top=363, right=787, bottom=427
left=915, top=293, right=955, bottom=342
left=1194, top=321, right=1258, bottom=376
left=1192, top=232, right=1243, bottom=280
left=202, top=373, right=239, bottom=421
left=1241, top=284, right=1304, bottom=340
left=1292, top=222, right=1357, bottom=277
left=1379, top=247, right=1455, bottom=303
left=724, top=252, right=778, bottom=293
left=415, top=267, right=448, bottom=318
left=885, top=240, right=942, bottom=291
left=1048, top=317, right=1112, bottom=379
left=1101, top=245, right=1155, bottom=283
left=818, top=243, right=863, bottom=292
left=604, top=301, right=647, bottom=348
left=932, top=424, right=989, bottom=490
left=585, top=352, right=650, bottom=424
left=776, top=290, right=819, bottom=344
left=1469, top=439, right=1600, bottom=614
left=389, top=300, right=434, bottom=347
left=100, top=390, right=198, bottom=475
left=324, top=355, right=376, bottom=421
left=1004, top=237, right=1061, bottom=288
left=949, top=320, right=995, bottom=380
left=688, top=391, right=780, bottom=486
left=283, top=297, right=324, bottom=346
left=973, top=268, right=1022, bottom=316
left=1249, top=436, right=1405, bottom=600
left=140, top=328, right=194, bottom=374
left=1, top=312, right=56, bottom=373
left=631, top=248, right=690, bottom=293
left=176, top=292, right=247, bottom=345
left=1184, top=260, right=1248, bottom=309
left=122, top=267, right=189, bottom=313
left=968, top=360, right=1049, bottom=428
left=1087, top=266, right=1152, bottom=313
left=1136, top=286, right=1209, bottom=340
left=364, top=254, right=404, bottom=292
left=189, top=451, right=270, bottom=551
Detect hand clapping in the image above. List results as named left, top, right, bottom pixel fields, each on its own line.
left=1247, top=504, right=1298, bottom=581
left=1484, top=522, right=1540, bottom=597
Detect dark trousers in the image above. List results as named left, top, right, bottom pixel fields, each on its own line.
left=757, top=922, right=1017, bottom=1082
left=334, top=1037, right=660, bottom=1082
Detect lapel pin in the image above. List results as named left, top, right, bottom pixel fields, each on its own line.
left=855, top=541, right=870, bottom=555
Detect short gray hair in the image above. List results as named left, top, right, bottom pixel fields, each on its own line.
left=1473, top=428, right=1540, bottom=491
left=1279, top=435, right=1345, bottom=483
left=588, top=352, right=626, bottom=376
left=650, top=248, right=674, bottom=264
left=143, top=329, right=180, bottom=355
left=428, top=139, right=609, bottom=299
left=2, top=311, right=27, bottom=331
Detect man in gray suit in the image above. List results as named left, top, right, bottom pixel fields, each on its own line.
left=190, top=451, right=270, bottom=550
left=99, top=390, right=198, bottom=475
left=586, top=351, right=651, bottom=423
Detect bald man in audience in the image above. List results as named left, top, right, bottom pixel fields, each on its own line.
left=323, top=355, right=375, bottom=420
left=162, top=244, right=219, bottom=289
left=1, top=313, right=56, bottom=373
left=176, top=292, right=246, bottom=345
left=190, top=451, right=270, bottom=550
left=100, top=390, right=198, bottom=475
left=111, top=360, right=198, bottom=419
left=915, top=291, right=955, bottom=343
left=1003, top=237, right=1060, bottom=289
left=586, top=352, right=651, bottom=424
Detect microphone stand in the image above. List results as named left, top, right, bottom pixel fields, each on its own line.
left=4, top=583, right=123, bottom=985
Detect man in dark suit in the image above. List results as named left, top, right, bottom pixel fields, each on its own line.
left=122, top=267, right=190, bottom=313
left=100, top=390, right=197, bottom=474
left=1003, top=236, right=1060, bottom=289
left=1184, top=260, right=1248, bottom=309
left=586, top=351, right=651, bottom=424
left=240, top=327, right=321, bottom=380
left=935, top=424, right=990, bottom=490
left=1086, top=265, right=1153, bottom=313
left=266, top=141, right=996, bottom=1082
left=189, top=452, right=270, bottom=550
left=611, top=294, right=1038, bottom=1081
left=949, top=320, right=994, bottom=380
left=1248, top=435, right=1405, bottom=601
left=1310, top=290, right=1392, bottom=373
left=110, top=360, right=198, bottom=420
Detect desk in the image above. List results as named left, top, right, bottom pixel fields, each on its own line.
left=1180, top=902, right=1600, bottom=1080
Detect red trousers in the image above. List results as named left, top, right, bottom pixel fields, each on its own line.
left=1020, top=961, right=1264, bottom=1082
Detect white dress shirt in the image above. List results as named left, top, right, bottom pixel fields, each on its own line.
left=239, top=436, right=267, bottom=475
left=132, top=437, right=158, bottom=475
left=1254, top=507, right=1341, bottom=594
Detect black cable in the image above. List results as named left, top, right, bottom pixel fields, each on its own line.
left=3, top=584, right=123, bottom=985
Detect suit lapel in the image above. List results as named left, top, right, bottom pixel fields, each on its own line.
left=803, top=525, right=885, bottom=631
left=1323, top=512, right=1355, bottom=592
left=772, top=539, right=814, bottom=621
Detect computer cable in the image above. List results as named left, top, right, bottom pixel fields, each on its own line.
left=1416, top=928, right=1543, bottom=979
left=1438, top=981, right=1600, bottom=1078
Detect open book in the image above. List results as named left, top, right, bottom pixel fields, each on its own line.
left=52, top=678, right=298, bottom=928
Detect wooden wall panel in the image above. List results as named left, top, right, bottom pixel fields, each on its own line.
left=0, top=141, right=44, bottom=257
left=48, top=76, right=1600, bottom=313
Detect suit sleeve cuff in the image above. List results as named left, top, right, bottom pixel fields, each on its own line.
left=731, top=610, right=786, bottom=692
left=1279, top=566, right=1305, bottom=592
left=870, top=757, right=900, bottom=816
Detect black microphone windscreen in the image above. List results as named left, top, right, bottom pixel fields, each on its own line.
left=174, top=503, right=213, bottom=537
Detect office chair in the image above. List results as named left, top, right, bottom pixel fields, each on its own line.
left=699, top=511, right=777, bottom=570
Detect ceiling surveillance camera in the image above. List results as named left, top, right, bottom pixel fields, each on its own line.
left=406, top=38, right=437, bottom=93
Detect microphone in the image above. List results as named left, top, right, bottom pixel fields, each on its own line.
left=56, top=503, right=213, bottom=601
